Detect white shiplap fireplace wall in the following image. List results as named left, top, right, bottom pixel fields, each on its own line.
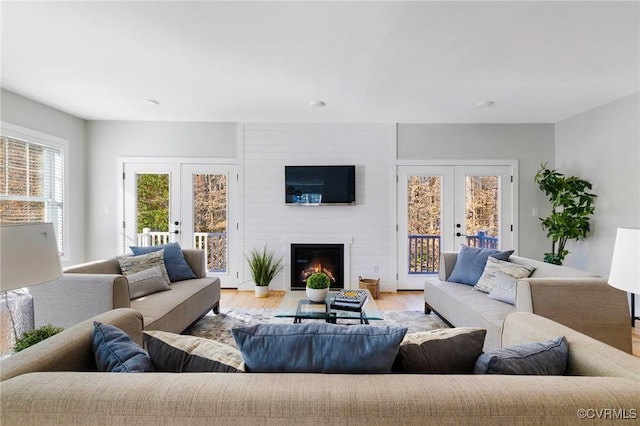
left=242, top=123, right=396, bottom=292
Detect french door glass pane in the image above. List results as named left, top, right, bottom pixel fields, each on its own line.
left=136, top=173, right=170, bottom=246
left=193, top=173, right=227, bottom=273
left=407, top=175, right=441, bottom=274
left=464, top=175, right=499, bottom=249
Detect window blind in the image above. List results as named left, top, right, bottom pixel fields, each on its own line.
left=0, top=135, right=64, bottom=254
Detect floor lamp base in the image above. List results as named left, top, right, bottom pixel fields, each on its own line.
left=0, top=289, right=34, bottom=356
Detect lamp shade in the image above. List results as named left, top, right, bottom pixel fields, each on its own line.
left=608, top=227, right=640, bottom=295
left=0, top=223, right=63, bottom=291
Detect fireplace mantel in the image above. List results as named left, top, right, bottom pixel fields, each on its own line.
left=282, top=235, right=353, bottom=291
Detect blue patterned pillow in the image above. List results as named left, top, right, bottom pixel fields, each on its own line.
left=130, top=242, right=196, bottom=282
left=232, top=322, right=407, bottom=373
left=93, top=322, right=154, bottom=372
left=447, top=245, right=514, bottom=286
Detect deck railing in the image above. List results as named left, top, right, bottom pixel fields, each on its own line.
left=408, top=231, right=499, bottom=274
left=408, top=235, right=440, bottom=274
left=137, top=229, right=497, bottom=276
left=136, top=230, right=227, bottom=273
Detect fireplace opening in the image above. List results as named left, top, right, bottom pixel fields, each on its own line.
left=291, top=244, right=344, bottom=290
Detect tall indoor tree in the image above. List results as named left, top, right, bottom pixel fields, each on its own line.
left=534, top=164, right=597, bottom=265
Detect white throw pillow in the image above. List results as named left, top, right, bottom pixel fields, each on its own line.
left=474, top=256, right=535, bottom=294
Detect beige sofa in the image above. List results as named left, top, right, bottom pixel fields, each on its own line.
left=425, top=252, right=632, bottom=353
left=1, top=308, right=639, bottom=425
left=29, top=249, right=220, bottom=334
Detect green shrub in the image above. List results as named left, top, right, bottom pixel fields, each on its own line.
left=306, top=272, right=331, bottom=289
left=13, top=324, right=64, bottom=352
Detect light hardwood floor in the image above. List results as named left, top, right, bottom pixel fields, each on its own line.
left=220, top=289, right=640, bottom=357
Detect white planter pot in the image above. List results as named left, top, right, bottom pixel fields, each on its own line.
left=306, top=287, right=329, bottom=302
left=254, top=286, right=269, bottom=298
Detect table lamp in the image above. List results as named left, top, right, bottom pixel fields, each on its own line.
left=608, top=227, right=640, bottom=327
left=1, top=223, right=63, bottom=353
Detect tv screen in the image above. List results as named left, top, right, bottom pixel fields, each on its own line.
left=285, top=165, right=356, bottom=205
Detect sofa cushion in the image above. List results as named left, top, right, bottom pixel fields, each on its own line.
left=448, top=245, right=514, bottom=286
left=474, top=336, right=568, bottom=375
left=232, top=322, right=407, bottom=373
left=486, top=271, right=517, bottom=305
left=131, top=243, right=197, bottom=282
left=92, top=322, right=154, bottom=373
left=474, top=257, right=535, bottom=293
left=393, top=327, right=486, bottom=373
left=144, top=331, right=244, bottom=373
left=126, top=266, right=172, bottom=299
left=117, top=249, right=171, bottom=284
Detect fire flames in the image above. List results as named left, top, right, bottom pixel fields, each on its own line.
left=301, top=260, right=336, bottom=282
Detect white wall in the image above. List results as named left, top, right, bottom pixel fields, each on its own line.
left=397, top=123, right=555, bottom=260
left=0, top=89, right=87, bottom=267
left=242, top=123, right=395, bottom=291
left=555, top=93, right=640, bottom=276
left=85, top=121, right=237, bottom=259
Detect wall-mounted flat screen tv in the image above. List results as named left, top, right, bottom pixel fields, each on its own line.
left=285, top=165, right=356, bottom=205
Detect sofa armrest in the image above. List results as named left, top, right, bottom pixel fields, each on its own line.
left=30, top=274, right=130, bottom=329
left=182, top=249, right=207, bottom=278
left=515, top=278, right=632, bottom=353
left=438, top=252, right=458, bottom=281
left=0, top=308, right=143, bottom=382
left=502, top=312, right=640, bottom=381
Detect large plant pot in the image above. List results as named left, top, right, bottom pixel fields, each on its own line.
left=254, top=286, right=269, bottom=298
left=306, top=287, right=329, bottom=302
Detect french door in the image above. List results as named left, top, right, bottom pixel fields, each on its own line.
left=121, top=161, right=239, bottom=287
left=397, top=164, right=515, bottom=290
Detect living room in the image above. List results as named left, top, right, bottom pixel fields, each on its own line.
left=2, top=1, right=638, bottom=292
left=1, top=2, right=639, bottom=423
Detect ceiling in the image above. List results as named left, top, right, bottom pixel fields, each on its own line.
left=1, top=1, right=638, bottom=123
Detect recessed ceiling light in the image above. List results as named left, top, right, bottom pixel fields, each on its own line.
left=144, top=99, right=160, bottom=106
left=309, top=100, right=326, bottom=108
left=476, top=100, right=495, bottom=108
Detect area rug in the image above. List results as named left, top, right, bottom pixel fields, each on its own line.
left=183, top=307, right=449, bottom=348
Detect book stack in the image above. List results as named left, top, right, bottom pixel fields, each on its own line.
left=330, top=289, right=368, bottom=311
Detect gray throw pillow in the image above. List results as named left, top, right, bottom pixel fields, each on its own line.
left=232, top=322, right=407, bottom=373
left=486, top=271, right=517, bottom=305
left=448, top=245, right=514, bottom=286
left=117, top=249, right=171, bottom=285
left=126, top=266, right=172, bottom=300
left=393, top=327, right=486, bottom=374
left=473, top=336, right=568, bottom=375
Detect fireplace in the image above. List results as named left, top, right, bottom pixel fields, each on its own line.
left=290, top=244, right=344, bottom=290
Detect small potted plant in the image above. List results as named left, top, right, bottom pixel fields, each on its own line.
left=306, top=272, right=331, bottom=302
left=245, top=246, right=283, bottom=298
left=13, top=324, right=64, bottom=352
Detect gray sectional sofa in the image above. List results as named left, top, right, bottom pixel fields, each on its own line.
left=1, top=308, right=639, bottom=425
left=30, top=249, right=220, bottom=333
left=425, top=252, right=632, bottom=352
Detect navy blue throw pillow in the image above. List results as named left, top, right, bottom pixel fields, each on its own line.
left=92, top=322, right=154, bottom=373
left=130, top=242, right=196, bottom=282
left=232, top=322, right=407, bottom=373
left=447, top=245, right=514, bottom=286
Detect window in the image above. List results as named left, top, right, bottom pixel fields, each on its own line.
left=0, top=123, right=68, bottom=257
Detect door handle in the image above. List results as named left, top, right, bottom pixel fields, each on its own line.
left=173, top=230, right=179, bottom=235
left=456, top=232, right=470, bottom=237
